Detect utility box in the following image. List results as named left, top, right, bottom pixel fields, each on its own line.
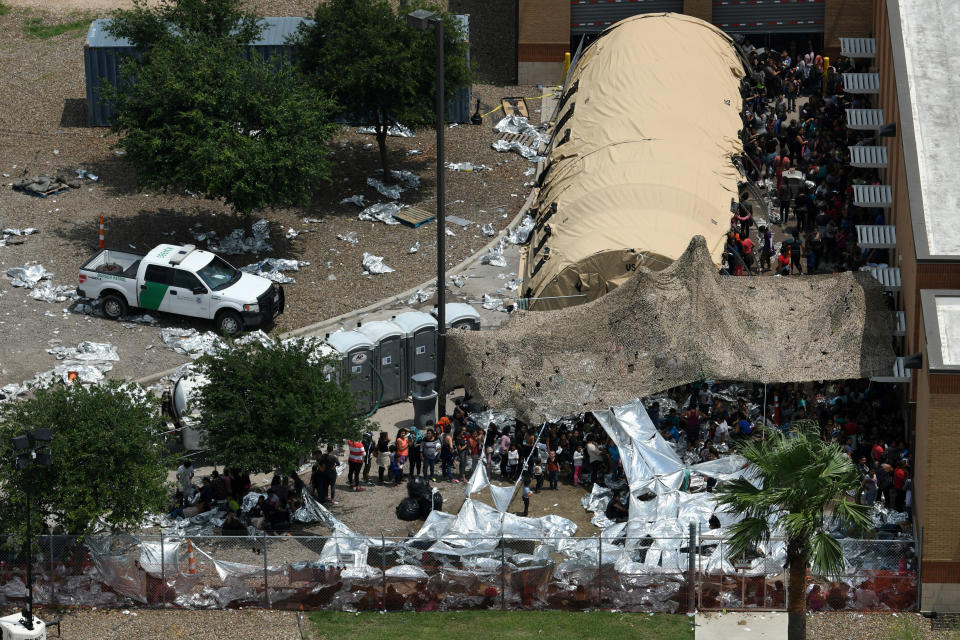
left=392, top=311, right=438, bottom=391
left=433, top=303, right=482, bottom=331
left=357, top=320, right=406, bottom=406
left=325, top=330, right=376, bottom=414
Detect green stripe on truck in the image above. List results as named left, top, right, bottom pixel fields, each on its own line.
left=139, top=282, right=168, bottom=310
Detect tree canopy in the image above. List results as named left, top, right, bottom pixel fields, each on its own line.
left=194, top=339, right=369, bottom=475
left=295, top=0, right=472, bottom=176
left=0, top=382, right=168, bottom=538
left=103, top=0, right=339, bottom=215
left=715, top=427, right=873, bottom=640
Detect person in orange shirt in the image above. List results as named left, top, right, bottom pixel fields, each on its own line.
left=394, top=429, right=409, bottom=485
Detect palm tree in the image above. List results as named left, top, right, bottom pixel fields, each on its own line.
left=714, top=426, right=873, bottom=640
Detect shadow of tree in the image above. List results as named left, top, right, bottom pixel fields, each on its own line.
left=52, top=206, right=302, bottom=266
left=59, top=98, right=89, bottom=128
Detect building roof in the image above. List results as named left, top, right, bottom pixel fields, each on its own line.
left=921, top=290, right=960, bottom=372
left=891, top=0, right=960, bottom=258
left=85, top=17, right=311, bottom=49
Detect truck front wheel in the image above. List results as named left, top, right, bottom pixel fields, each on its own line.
left=215, top=310, right=243, bottom=336
left=101, top=293, right=127, bottom=320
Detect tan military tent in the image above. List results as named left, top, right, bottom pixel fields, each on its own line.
left=521, top=13, right=747, bottom=310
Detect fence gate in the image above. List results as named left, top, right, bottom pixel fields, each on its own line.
left=570, top=0, right=684, bottom=37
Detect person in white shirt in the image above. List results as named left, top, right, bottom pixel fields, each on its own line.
left=585, top=437, right=605, bottom=488
left=572, top=445, right=584, bottom=485
left=176, top=460, right=195, bottom=501
left=714, top=420, right=730, bottom=444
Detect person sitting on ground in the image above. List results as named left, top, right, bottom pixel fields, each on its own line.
left=266, top=500, right=291, bottom=535
left=220, top=510, right=246, bottom=536
left=604, top=491, right=630, bottom=523
left=167, top=492, right=185, bottom=520
left=210, top=469, right=228, bottom=502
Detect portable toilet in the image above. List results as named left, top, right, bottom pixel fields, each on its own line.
left=433, top=303, right=481, bottom=331
left=325, top=330, right=376, bottom=413
left=392, top=311, right=438, bottom=391
left=309, top=339, right=342, bottom=384
left=357, top=320, right=406, bottom=406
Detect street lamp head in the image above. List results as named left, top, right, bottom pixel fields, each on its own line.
left=34, top=452, right=51, bottom=468
left=32, top=428, right=52, bottom=443
left=11, top=435, right=30, bottom=451
left=405, top=8, right=437, bottom=30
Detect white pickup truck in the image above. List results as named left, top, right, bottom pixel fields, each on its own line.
left=77, top=244, right=284, bottom=335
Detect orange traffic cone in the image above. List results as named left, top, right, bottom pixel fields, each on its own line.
left=187, top=540, right=196, bottom=575
left=98, top=214, right=105, bottom=250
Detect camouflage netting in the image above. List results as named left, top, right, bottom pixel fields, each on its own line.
left=446, top=236, right=896, bottom=424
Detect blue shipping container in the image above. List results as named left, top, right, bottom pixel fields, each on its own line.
left=84, top=16, right=472, bottom=127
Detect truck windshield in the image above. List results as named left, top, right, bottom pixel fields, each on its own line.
left=197, top=256, right=240, bottom=291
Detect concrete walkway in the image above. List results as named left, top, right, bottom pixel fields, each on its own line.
left=695, top=612, right=787, bottom=639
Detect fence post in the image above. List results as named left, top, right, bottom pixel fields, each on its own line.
left=381, top=534, right=387, bottom=612
left=160, top=535, right=165, bottom=608
left=688, top=523, right=696, bottom=613
left=263, top=532, right=270, bottom=608
left=500, top=535, right=506, bottom=610
left=48, top=536, right=55, bottom=607
left=596, top=535, right=602, bottom=608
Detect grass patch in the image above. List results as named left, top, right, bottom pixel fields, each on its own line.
left=309, top=611, right=693, bottom=640
left=0, top=2, right=10, bottom=17
left=23, top=14, right=91, bottom=40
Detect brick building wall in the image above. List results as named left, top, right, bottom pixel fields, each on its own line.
left=824, top=0, right=873, bottom=56
left=448, top=0, right=519, bottom=84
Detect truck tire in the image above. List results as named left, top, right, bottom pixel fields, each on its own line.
left=215, top=310, right=243, bottom=336
left=100, top=293, right=127, bottom=320
left=96, top=263, right=122, bottom=274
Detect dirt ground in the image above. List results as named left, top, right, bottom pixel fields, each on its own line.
left=0, top=2, right=542, bottom=389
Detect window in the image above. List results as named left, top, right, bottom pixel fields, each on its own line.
left=173, top=269, right=205, bottom=292
left=144, top=264, right=173, bottom=285
left=197, top=256, right=240, bottom=291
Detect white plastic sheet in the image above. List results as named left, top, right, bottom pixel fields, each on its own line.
left=358, top=202, right=402, bottom=225
left=361, top=253, right=394, bottom=275
left=7, top=263, right=53, bottom=288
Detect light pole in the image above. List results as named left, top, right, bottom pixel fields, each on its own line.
left=406, top=8, right=447, bottom=417
left=11, top=428, right=52, bottom=632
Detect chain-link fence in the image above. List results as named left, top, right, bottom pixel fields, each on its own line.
left=0, top=533, right=916, bottom=612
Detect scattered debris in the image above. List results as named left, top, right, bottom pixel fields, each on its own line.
left=407, top=149, right=423, bottom=156
left=524, top=167, right=536, bottom=176
left=75, top=169, right=99, bottom=182
left=302, top=217, right=324, bottom=224
left=504, top=279, right=520, bottom=291
left=160, top=328, right=226, bottom=359
left=445, top=162, right=490, bottom=172
left=205, top=219, right=271, bottom=255
left=407, top=289, right=430, bottom=304
left=340, top=195, right=366, bottom=207
left=492, top=138, right=542, bottom=161
left=481, top=223, right=495, bottom=237
left=479, top=240, right=508, bottom=267
left=285, top=227, right=307, bottom=239
left=361, top=253, right=394, bottom=275
left=446, top=215, right=473, bottom=227
left=481, top=293, right=507, bottom=312
left=126, top=314, right=159, bottom=326
left=367, top=170, right=419, bottom=200
left=356, top=123, right=415, bottom=138
left=450, top=274, right=466, bottom=288
left=12, top=175, right=73, bottom=197
left=240, top=258, right=309, bottom=284
left=506, top=214, right=535, bottom=245
left=337, top=231, right=359, bottom=245
left=7, top=263, right=53, bottom=288
left=358, top=202, right=402, bottom=226
left=407, top=241, right=420, bottom=254
left=30, top=283, right=78, bottom=303
left=445, top=227, right=456, bottom=237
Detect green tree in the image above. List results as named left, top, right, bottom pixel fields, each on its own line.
left=107, top=0, right=261, bottom=53
left=103, top=1, right=339, bottom=215
left=0, top=383, right=168, bottom=538
left=194, top=339, right=368, bottom=475
left=715, top=427, right=873, bottom=640
left=295, top=0, right=472, bottom=177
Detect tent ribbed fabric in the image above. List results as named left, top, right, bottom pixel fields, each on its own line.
left=523, top=13, right=746, bottom=310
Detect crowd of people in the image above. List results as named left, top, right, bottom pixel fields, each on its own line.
left=722, top=42, right=890, bottom=277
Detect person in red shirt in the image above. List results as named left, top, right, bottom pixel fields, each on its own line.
left=344, top=438, right=366, bottom=492
left=871, top=442, right=885, bottom=464
left=892, top=461, right=908, bottom=512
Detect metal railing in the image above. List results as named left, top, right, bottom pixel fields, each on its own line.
left=0, top=533, right=916, bottom=612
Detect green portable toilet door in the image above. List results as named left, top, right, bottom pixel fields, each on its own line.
left=139, top=264, right=174, bottom=311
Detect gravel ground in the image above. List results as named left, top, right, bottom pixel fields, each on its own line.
left=9, top=608, right=310, bottom=640
left=0, top=3, right=542, bottom=389
left=807, top=612, right=956, bottom=640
